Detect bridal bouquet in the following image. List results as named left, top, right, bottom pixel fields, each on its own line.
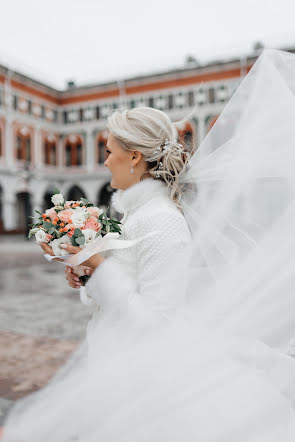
left=28, top=191, right=121, bottom=257
left=29, top=193, right=121, bottom=252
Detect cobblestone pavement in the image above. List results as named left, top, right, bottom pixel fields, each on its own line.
left=0, top=235, right=94, bottom=427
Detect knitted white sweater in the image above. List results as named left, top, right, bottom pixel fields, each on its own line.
left=85, top=178, right=191, bottom=326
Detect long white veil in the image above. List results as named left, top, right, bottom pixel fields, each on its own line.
left=3, top=48, right=295, bottom=442
left=181, top=48, right=295, bottom=350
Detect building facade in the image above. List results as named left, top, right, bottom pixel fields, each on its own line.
left=0, top=46, right=294, bottom=232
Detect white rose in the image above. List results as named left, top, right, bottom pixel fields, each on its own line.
left=80, top=228, right=98, bottom=248
left=35, top=229, right=49, bottom=244
left=71, top=207, right=88, bottom=228
left=51, top=193, right=64, bottom=206
left=51, top=235, right=71, bottom=256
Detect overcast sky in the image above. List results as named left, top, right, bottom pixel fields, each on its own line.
left=0, top=0, right=294, bottom=90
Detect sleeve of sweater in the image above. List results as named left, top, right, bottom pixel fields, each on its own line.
left=84, top=211, right=191, bottom=325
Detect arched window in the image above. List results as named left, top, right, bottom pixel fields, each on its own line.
left=44, top=135, right=57, bottom=166
left=16, top=127, right=32, bottom=162
left=177, top=122, right=195, bottom=154
left=96, top=132, right=108, bottom=165
left=64, top=135, right=83, bottom=167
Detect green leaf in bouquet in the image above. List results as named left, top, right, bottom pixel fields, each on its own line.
left=71, top=235, right=77, bottom=246
left=80, top=197, right=89, bottom=205
left=35, top=210, right=43, bottom=216
left=74, top=228, right=82, bottom=237
left=48, top=227, right=55, bottom=235
left=42, top=221, right=52, bottom=230
left=51, top=188, right=60, bottom=196
left=75, top=235, right=85, bottom=245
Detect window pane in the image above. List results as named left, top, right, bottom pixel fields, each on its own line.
left=17, top=136, right=22, bottom=159
left=208, top=88, right=215, bottom=104
left=188, top=91, right=194, bottom=107
left=66, top=145, right=72, bottom=167
left=77, top=144, right=82, bottom=166
left=25, top=137, right=31, bottom=162
left=148, top=97, right=154, bottom=108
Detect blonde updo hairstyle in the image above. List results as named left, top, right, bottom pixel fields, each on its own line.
left=107, top=107, right=190, bottom=210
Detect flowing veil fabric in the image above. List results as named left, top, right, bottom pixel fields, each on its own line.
left=3, top=49, right=295, bottom=441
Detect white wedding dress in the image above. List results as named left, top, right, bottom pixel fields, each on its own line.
left=3, top=48, right=295, bottom=441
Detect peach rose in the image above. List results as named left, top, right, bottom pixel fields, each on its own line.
left=64, top=223, right=75, bottom=237
left=87, top=207, right=101, bottom=218
left=45, top=208, right=58, bottom=221
left=46, top=234, right=53, bottom=241
left=58, top=209, right=74, bottom=223
left=82, top=216, right=101, bottom=232
left=64, top=200, right=77, bottom=209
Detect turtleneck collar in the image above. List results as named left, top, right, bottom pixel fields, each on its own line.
left=111, top=178, right=168, bottom=223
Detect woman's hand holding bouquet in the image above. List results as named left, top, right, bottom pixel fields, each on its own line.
left=29, top=191, right=121, bottom=287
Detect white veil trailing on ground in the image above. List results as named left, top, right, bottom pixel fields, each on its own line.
left=3, top=48, right=295, bottom=442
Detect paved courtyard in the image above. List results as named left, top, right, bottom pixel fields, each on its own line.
left=0, top=235, right=94, bottom=427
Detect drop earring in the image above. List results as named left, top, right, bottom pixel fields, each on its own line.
left=130, top=166, right=134, bottom=174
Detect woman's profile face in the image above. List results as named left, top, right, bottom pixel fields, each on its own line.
left=104, top=133, right=134, bottom=190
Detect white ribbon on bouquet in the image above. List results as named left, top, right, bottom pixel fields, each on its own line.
left=43, top=231, right=159, bottom=306
left=44, top=231, right=158, bottom=267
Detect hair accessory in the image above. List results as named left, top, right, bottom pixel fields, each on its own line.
left=146, top=138, right=185, bottom=179
left=155, top=161, right=163, bottom=178
left=147, top=138, right=178, bottom=162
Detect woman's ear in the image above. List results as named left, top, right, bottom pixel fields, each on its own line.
left=131, top=151, right=143, bottom=167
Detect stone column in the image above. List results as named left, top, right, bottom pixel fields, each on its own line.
left=33, top=125, right=42, bottom=167
left=3, top=195, right=17, bottom=231
left=85, top=129, right=95, bottom=173
left=58, top=135, right=64, bottom=170
left=5, top=117, right=14, bottom=169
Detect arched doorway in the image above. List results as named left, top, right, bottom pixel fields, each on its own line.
left=64, top=134, right=83, bottom=167
left=97, top=182, right=115, bottom=216
left=67, top=185, right=86, bottom=202
left=16, top=192, right=32, bottom=235
left=43, top=189, right=55, bottom=212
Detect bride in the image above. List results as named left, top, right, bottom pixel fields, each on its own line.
left=3, top=48, right=295, bottom=441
